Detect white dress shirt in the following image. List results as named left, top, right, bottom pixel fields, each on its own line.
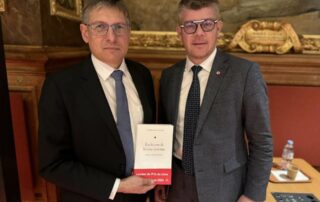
left=174, top=48, right=217, bottom=159
left=91, top=55, right=143, bottom=200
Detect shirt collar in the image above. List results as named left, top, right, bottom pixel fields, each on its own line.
left=185, top=48, right=217, bottom=73
left=91, top=54, right=129, bottom=81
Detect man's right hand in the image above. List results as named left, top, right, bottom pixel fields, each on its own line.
left=118, top=175, right=155, bottom=194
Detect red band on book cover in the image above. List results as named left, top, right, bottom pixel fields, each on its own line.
left=133, top=169, right=171, bottom=185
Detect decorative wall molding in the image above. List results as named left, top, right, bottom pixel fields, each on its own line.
left=126, top=48, right=320, bottom=87
left=129, top=31, right=233, bottom=51
left=301, top=35, right=320, bottom=54
left=4, top=44, right=320, bottom=88
left=232, top=53, right=320, bottom=86
left=0, top=0, right=5, bottom=12
left=130, top=31, right=183, bottom=50
left=227, top=20, right=302, bottom=54
left=50, top=0, right=83, bottom=21
left=130, top=21, right=320, bottom=55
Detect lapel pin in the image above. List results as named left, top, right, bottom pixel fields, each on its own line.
left=216, top=71, right=221, bottom=76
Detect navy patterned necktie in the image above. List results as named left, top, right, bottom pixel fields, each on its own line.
left=182, top=65, right=202, bottom=175
left=111, top=70, right=134, bottom=176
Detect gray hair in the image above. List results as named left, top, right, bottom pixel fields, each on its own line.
left=82, top=0, right=130, bottom=24
left=178, top=0, right=221, bottom=23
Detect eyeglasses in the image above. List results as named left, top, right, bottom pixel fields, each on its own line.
left=180, top=19, right=219, bottom=34
left=84, top=22, right=130, bottom=36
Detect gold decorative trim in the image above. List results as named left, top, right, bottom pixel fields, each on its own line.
left=50, top=0, right=82, bottom=21
left=301, top=35, right=320, bottom=54
left=218, top=32, right=235, bottom=50
left=227, top=20, right=302, bottom=54
left=129, top=31, right=232, bottom=50
left=0, top=0, right=5, bottom=12
left=130, top=31, right=183, bottom=50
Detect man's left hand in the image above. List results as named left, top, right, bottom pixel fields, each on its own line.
left=237, top=195, right=256, bottom=202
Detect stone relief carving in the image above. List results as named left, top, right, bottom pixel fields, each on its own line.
left=226, top=20, right=302, bottom=54
left=301, top=35, right=320, bottom=54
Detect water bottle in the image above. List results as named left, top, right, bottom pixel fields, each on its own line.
left=280, top=140, right=294, bottom=170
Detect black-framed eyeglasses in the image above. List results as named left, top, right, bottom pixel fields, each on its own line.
left=180, top=19, right=220, bottom=34
left=84, top=22, right=130, bottom=36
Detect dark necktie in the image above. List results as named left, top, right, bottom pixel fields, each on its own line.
left=182, top=65, right=202, bottom=175
left=111, top=70, right=134, bottom=176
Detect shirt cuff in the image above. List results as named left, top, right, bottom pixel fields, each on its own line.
left=108, top=178, right=120, bottom=200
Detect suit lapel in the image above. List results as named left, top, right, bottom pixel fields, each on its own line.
left=196, top=50, right=230, bottom=136
left=80, top=58, right=123, bottom=149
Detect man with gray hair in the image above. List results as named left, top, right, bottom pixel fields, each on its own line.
left=39, top=0, right=156, bottom=201
left=156, top=0, right=273, bottom=201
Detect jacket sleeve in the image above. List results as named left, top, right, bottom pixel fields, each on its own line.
left=242, top=63, right=273, bottom=201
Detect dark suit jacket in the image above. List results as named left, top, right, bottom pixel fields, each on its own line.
left=159, top=50, right=273, bottom=202
left=39, top=57, right=156, bottom=202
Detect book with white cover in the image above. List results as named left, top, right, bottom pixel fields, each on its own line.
left=133, top=124, right=173, bottom=185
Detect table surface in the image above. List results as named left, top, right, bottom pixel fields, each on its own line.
left=267, top=158, right=320, bottom=202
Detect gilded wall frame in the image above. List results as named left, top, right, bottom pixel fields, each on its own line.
left=50, top=0, right=82, bottom=21
left=129, top=28, right=320, bottom=55
left=0, top=0, right=5, bottom=12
